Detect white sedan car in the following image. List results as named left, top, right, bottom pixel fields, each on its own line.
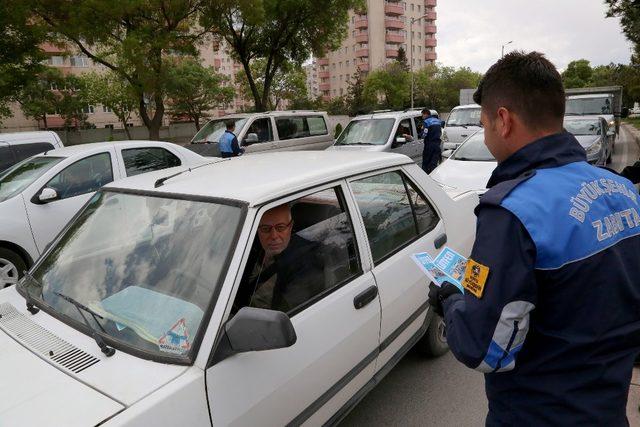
left=0, top=152, right=478, bottom=426
left=431, top=130, right=496, bottom=194
left=0, top=141, right=206, bottom=288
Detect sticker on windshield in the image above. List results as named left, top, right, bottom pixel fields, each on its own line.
left=158, top=318, right=191, bottom=355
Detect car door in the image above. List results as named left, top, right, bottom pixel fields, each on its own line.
left=24, top=149, right=119, bottom=253
left=117, top=145, right=182, bottom=177
left=390, top=118, right=416, bottom=160
left=242, top=117, right=279, bottom=154
left=348, top=168, right=446, bottom=370
left=205, top=183, right=381, bottom=426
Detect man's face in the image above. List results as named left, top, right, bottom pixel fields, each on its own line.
left=257, top=205, right=293, bottom=257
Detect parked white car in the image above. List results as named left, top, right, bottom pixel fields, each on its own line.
left=0, top=141, right=207, bottom=288
left=431, top=130, right=496, bottom=195
left=442, top=104, right=482, bottom=156
left=0, top=131, right=64, bottom=173
left=0, top=151, right=478, bottom=426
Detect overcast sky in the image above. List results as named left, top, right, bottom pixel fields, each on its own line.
left=436, top=0, right=633, bottom=73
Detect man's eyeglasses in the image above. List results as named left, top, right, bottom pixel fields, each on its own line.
left=257, top=220, right=293, bottom=234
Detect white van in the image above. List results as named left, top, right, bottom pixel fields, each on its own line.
left=0, top=131, right=64, bottom=172
left=442, top=104, right=482, bottom=156
left=189, top=111, right=333, bottom=156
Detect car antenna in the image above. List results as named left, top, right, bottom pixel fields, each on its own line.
left=154, top=161, right=221, bottom=188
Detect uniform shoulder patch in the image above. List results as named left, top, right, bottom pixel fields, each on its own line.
left=462, top=259, right=490, bottom=298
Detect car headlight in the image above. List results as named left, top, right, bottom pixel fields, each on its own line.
left=586, top=140, right=602, bottom=156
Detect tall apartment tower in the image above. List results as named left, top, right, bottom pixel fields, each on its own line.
left=317, top=0, right=437, bottom=101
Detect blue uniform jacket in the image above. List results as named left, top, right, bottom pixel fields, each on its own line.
left=443, top=132, right=640, bottom=426
left=422, top=116, right=442, bottom=146
left=218, top=130, right=242, bottom=157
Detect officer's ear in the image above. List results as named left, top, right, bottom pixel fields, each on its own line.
left=496, top=107, right=513, bottom=138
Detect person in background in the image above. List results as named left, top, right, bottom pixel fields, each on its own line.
left=421, top=108, right=442, bottom=173
left=621, top=160, right=640, bottom=184
left=218, top=121, right=244, bottom=158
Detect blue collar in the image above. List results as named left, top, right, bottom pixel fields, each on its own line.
left=487, top=132, right=587, bottom=188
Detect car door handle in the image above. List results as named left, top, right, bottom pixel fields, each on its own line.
left=434, top=233, right=447, bottom=249
left=353, top=286, right=378, bottom=310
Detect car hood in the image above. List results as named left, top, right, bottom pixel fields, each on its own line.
left=443, top=126, right=481, bottom=145
left=574, top=135, right=600, bottom=148
left=0, top=287, right=191, bottom=422
left=326, top=144, right=387, bottom=152
left=430, top=158, right=497, bottom=193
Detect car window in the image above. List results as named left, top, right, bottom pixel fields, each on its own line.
left=335, top=119, right=395, bottom=146
left=122, top=147, right=181, bottom=177
left=276, top=117, right=310, bottom=140
left=351, top=170, right=440, bottom=264
left=192, top=118, right=248, bottom=143
left=45, top=152, right=114, bottom=200
left=307, top=116, right=328, bottom=136
left=414, top=116, right=424, bottom=138
left=245, top=118, right=273, bottom=143
left=0, top=146, right=16, bottom=172
left=395, top=119, right=414, bottom=141
left=12, top=142, right=56, bottom=164
left=233, top=187, right=361, bottom=316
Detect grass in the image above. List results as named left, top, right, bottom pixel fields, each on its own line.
left=623, top=117, right=640, bottom=130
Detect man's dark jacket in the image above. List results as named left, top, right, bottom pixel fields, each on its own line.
left=443, top=132, right=640, bottom=426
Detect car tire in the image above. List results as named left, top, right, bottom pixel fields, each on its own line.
left=417, top=314, right=449, bottom=357
left=0, top=248, right=26, bottom=288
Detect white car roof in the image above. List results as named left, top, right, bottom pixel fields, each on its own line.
left=451, top=104, right=480, bottom=110
left=37, top=140, right=191, bottom=159
left=107, top=151, right=413, bottom=206
left=352, top=111, right=422, bottom=120
left=0, top=131, right=61, bottom=144
left=206, top=111, right=328, bottom=120
left=564, top=115, right=608, bottom=121
left=567, top=94, right=613, bottom=99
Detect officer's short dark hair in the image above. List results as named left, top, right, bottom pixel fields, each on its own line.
left=225, top=120, right=235, bottom=130
left=473, top=51, right=565, bottom=131
left=421, top=108, right=430, bottom=115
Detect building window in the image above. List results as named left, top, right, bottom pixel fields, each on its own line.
left=418, top=32, right=422, bottom=39
left=82, top=105, right=95, bottom=114
left=102, top=105, right=112, bottom=113
left=105, top=124, right=114, bottom=129
left=418, top=5, right=421, bottom=12
left=346, top=60, right=350, bottom=67
left=48, top=56, right=65, bottom=66
left=70, top=55, right=89, bottom=67
left=411, top=4, right=414, bottom=11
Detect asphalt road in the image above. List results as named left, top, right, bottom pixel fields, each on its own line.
left=342, top=125, right=640, bottom=426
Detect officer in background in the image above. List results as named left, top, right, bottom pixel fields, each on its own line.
left=218, top=121, right=244, bottom=158
left=421, top=108, right=442, bottom=173
left=428, top=51, right=640, bottom=425
left=621, top=159, right=640, bottom=184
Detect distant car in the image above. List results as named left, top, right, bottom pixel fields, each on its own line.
left=563, top=116, right=613, bottom=165
left=2, top=151, right=478, bottom=426
left=189, top=111, right=334, bottom=157
left=431, top=130, right=495, bottom=195
left=327, top=110, right=426, bottom=164
left=442, top=104, right=482, bottom=156
left=0, top=131, right=64, bottom=173
left=0, top=141, right=207, bottom=287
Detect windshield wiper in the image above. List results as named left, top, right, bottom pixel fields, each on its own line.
left=21, top=271, right=42, bottom=315
left=351, top=141, right=375, bottom=145
left=453, top=157, right=474, bottom=161
left=53, top=291, right=116, bottom=357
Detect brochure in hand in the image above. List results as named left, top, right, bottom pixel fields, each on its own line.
left=412, top=246, right=467, bottom=293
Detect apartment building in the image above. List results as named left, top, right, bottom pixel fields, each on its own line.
left=316, top=0, right=437, bottom=100
left=304, top=61, right=320, bottom=99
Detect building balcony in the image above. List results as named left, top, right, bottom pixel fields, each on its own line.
left=386, top=48, right=399, bottom=58
left=40, top=43, right=65, bottom=54
left=385, top=19, right=405, bottom=30
left=425, top=0, right=437, bottom=6
left=384, top=3, right=404, bottom=15
left=318, top=58, right=329, bottom=66
left=385, top=33, right=405, bottom=44
left=355, top=33, right=369, bottom=43
left=318, top=71, right=330, bottom=78
left=424, top=24, right=437, bottom=34
left=355, top=48, right=369, bottom=58
left=355, top=18, right=368, bottom=29
left=358, top=63, right=370, bottom=72
left=425, top=38, right=437, bottom=47
left=425, top=11, right=437, bottom=20
left=425, top=51, right=437, bottom=61
left=319, top=83, right=331, bottom=91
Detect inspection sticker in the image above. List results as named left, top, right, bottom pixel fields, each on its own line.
left=462, top=259, right=490, bottom=298
left=158, top=318, right=191, bottom=354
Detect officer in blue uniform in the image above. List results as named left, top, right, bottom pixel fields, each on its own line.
left=428, top=52, right=640, bottom=425
left=218, top=121, right=244, bottom=158
left=421, top=108, right=442, bottom=173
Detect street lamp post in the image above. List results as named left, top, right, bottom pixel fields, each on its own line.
left=501, top=40, right=513, bottom=58
left=410, top=13, right=430, bottom=109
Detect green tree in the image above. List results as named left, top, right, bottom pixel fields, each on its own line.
left=165, top=58, right=234, bottom=130
left=605, top=0, right=640, bottom=62
left=396, top=46, right=409, bottom=71
left=29, top=0, right=214, bottom=139
left=413, top=64, right=482, bottom=111
left=562, top=59, right=594, bottom=88
left=345, top=71, right=373, bottom=115
left=82, top=71, right=138, bottom=138
left=325, top=96, right=348, bottom=115
left=204, top=0, right=364, bottom=111
left=235, top=59, right=308, bottom=110
left=364, top=62, right=410, bottom=110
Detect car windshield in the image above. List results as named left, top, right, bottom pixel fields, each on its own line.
left=447, top=108, right=482, bottom=126
left=335, top=119, right=395, bottom=145
left=564, top=120, right=601, bottom=136
left=20, top=190, right=243, bottom=362
left=452, top=132, right=495, bottom=161
left=192, top=118, right=248, bottom=143
left=565, top=97, right=612, bottom=115
left=0, top=156, right=64, bottom=203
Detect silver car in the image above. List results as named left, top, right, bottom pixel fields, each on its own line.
left=564, top=116, right=614, bottom=165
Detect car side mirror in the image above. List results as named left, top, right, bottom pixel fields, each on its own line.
left=392, top=136, right=407, bottom=148
left=211, top=307, right=297, bottom=364
left=32, top=188, right=59, bottom=205
left=244, top=133, right=259, bottom=145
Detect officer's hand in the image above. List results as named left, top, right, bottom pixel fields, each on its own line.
left=428, top=281, right=462, bottom=317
